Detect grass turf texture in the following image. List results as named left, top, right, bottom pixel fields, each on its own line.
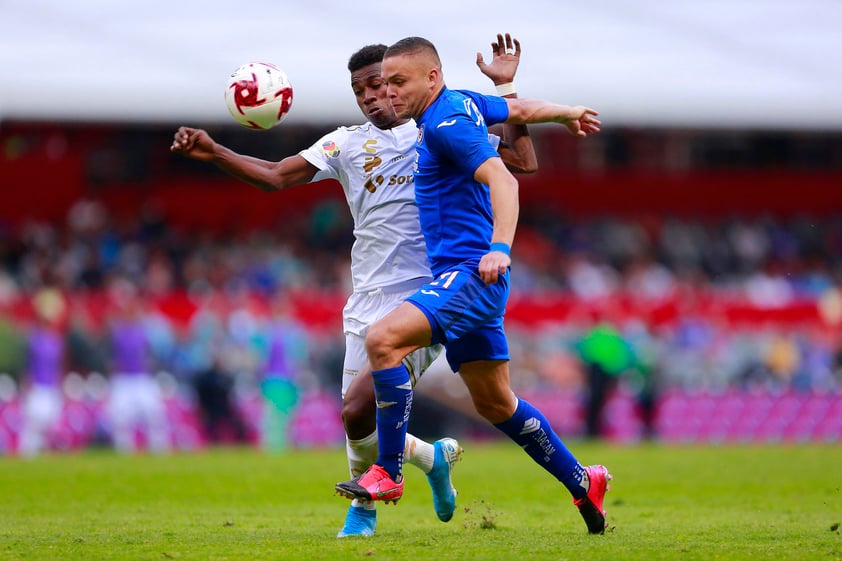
left=1, top=442, right=840, bottom=561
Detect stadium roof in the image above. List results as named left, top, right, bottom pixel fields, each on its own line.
left=2, top=0, right=840, bottom=130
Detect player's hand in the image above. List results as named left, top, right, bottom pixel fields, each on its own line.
left=476, top=33, right=521, bottom=86
left=170, top=126, right=216, bottom=161
left=479, top=250, right=511, bottom=285
left=564, top=107, right=601, bottom=137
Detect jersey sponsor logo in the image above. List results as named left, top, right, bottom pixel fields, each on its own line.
left=386, top=174, right=412, bottom=186
left=363, top=139, right=378, bottom=154
left=364, top=174, right=385, bottom=193
left=420, top=289, right=440, bottom=297
left=364, top=173, right=412, bottom=193
left=436, top=119, right=457, bottom=128
left=321, top=140, right=340, bottom=158
left=364, top=155, right=382, bottom=173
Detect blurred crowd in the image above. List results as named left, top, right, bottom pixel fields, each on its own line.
left=6, top=198, right=842, bottom=300
left=1, top=199, right=842, bottom=453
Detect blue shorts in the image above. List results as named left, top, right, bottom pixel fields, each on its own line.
left=406, top=259, right=510, bottom=372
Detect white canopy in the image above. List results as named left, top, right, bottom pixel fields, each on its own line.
left=2, top=0, right=840, bottom=129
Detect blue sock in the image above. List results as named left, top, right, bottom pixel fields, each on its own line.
left=371, top=364, right=412, bottom=481
left=494, top=398, right=587, bottom=499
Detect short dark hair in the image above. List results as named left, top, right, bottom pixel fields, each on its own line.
left=384, top=36, right=441, bottom=66
left=348, top=44, right=388, bottom=73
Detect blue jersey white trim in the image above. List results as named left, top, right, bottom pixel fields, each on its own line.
left=414, top=87, right=509, bottom=275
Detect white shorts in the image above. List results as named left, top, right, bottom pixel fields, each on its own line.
left=341, top=281, right=443, bottom=397
left=108, top=374, right=166, bottom=426
left=23, top=385, right=63, bottom=429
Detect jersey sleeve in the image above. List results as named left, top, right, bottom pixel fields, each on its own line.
left=458, top=90, right=509, bottom=126
left=427, top=109, right=501, bottom=178
left=298, top=128, right=348, bottom=182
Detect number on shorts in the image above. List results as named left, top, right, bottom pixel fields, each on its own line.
left=431, top=270, right=459, bottom=289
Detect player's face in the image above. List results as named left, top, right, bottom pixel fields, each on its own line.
left=351, top=62, right=400, bottom=129
left=381, top=54, right=433, bottom=120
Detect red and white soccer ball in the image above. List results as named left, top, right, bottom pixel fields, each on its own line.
left=224, top=62, right=293, bottom=130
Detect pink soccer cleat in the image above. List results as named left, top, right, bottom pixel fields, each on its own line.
left=573, top=464, right=612, bottom=534
left=335, top=464, right=404, bottom=504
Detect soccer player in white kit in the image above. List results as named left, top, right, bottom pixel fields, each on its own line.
left=171, top=33, right=536, bottom=537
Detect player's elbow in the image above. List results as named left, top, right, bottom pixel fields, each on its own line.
left=516, top=155, right=539, bottom=175
left=506, top=161, right=537, bottom=175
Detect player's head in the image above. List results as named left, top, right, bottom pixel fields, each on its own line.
left=348, top=44, right=404, bottom=129
left=381, top=36, right=443, bottom=120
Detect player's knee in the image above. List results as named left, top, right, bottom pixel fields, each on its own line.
left=364, top=323, right=396, bottom=364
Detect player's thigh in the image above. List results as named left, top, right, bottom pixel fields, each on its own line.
left=366, top=301, right=433, bottom=357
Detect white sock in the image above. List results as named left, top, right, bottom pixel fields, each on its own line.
left=346, top=432, right=379, bottom=511
left=405, top=433, right=436, bottom=473
left=346, top=432, right=378, bottom=477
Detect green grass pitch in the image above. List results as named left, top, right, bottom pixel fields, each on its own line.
left=1, top=442, right=840, bottom=560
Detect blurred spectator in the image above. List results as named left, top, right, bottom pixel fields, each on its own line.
left=575, top=318, right=636, bottom=439
left=257, top=293, right=309, bottom=452
left=105, top=279, right=169, bottom=453
left=18, top=288, right=66, bottom=456
left=192, top=352, right=248, bottom=445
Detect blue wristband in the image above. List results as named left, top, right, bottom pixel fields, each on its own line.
left=489, top=242, right=511, bottom=256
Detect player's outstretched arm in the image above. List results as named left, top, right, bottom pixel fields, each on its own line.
left=169, top=126, right=318, bottom=192
left=505, top=100, right=601, bottom=137
left=474, top=157, right=519, bottom=286
left=477, top=33, right=537, bottom=174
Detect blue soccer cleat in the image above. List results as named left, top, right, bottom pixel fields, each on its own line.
left=426, top=437, right=463, bottom=522
left=336, top=504, right=376, bottom=538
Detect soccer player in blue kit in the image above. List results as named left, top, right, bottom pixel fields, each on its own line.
left=173, top=35, right=537, bottom=537
left=335, top=36, right=611, bottom=534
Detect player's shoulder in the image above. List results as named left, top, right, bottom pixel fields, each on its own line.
left=423, top=90, right=476, bottom=132
left=326, top=121, right=375, bottom=141
left=313, top=122, right=378, bottom=155
left=430, top=88, right=487, bottom=119
left=339, top=121, right=376, bottom=134
left=453, top=88, right=491, bottom=105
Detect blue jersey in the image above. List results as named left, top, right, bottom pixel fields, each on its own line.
left=414, top=87, right=509, bottom=275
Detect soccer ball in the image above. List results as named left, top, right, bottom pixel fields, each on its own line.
left=224, top=62, right=293, bottom=130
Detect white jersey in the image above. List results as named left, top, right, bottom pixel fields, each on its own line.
left=300, top=120, right=432, bottom=293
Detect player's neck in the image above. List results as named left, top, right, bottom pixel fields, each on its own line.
left=418, top=83, right=445, bottom=118
left=378, top=118, right=411, bottom=130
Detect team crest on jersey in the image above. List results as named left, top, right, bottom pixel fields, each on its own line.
left=417, top=124, right=424, bottom=145
left=321, top=140, right=340, bottom=158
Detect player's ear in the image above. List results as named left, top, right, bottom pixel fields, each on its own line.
left=427, top=67, right=439, bottom=88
